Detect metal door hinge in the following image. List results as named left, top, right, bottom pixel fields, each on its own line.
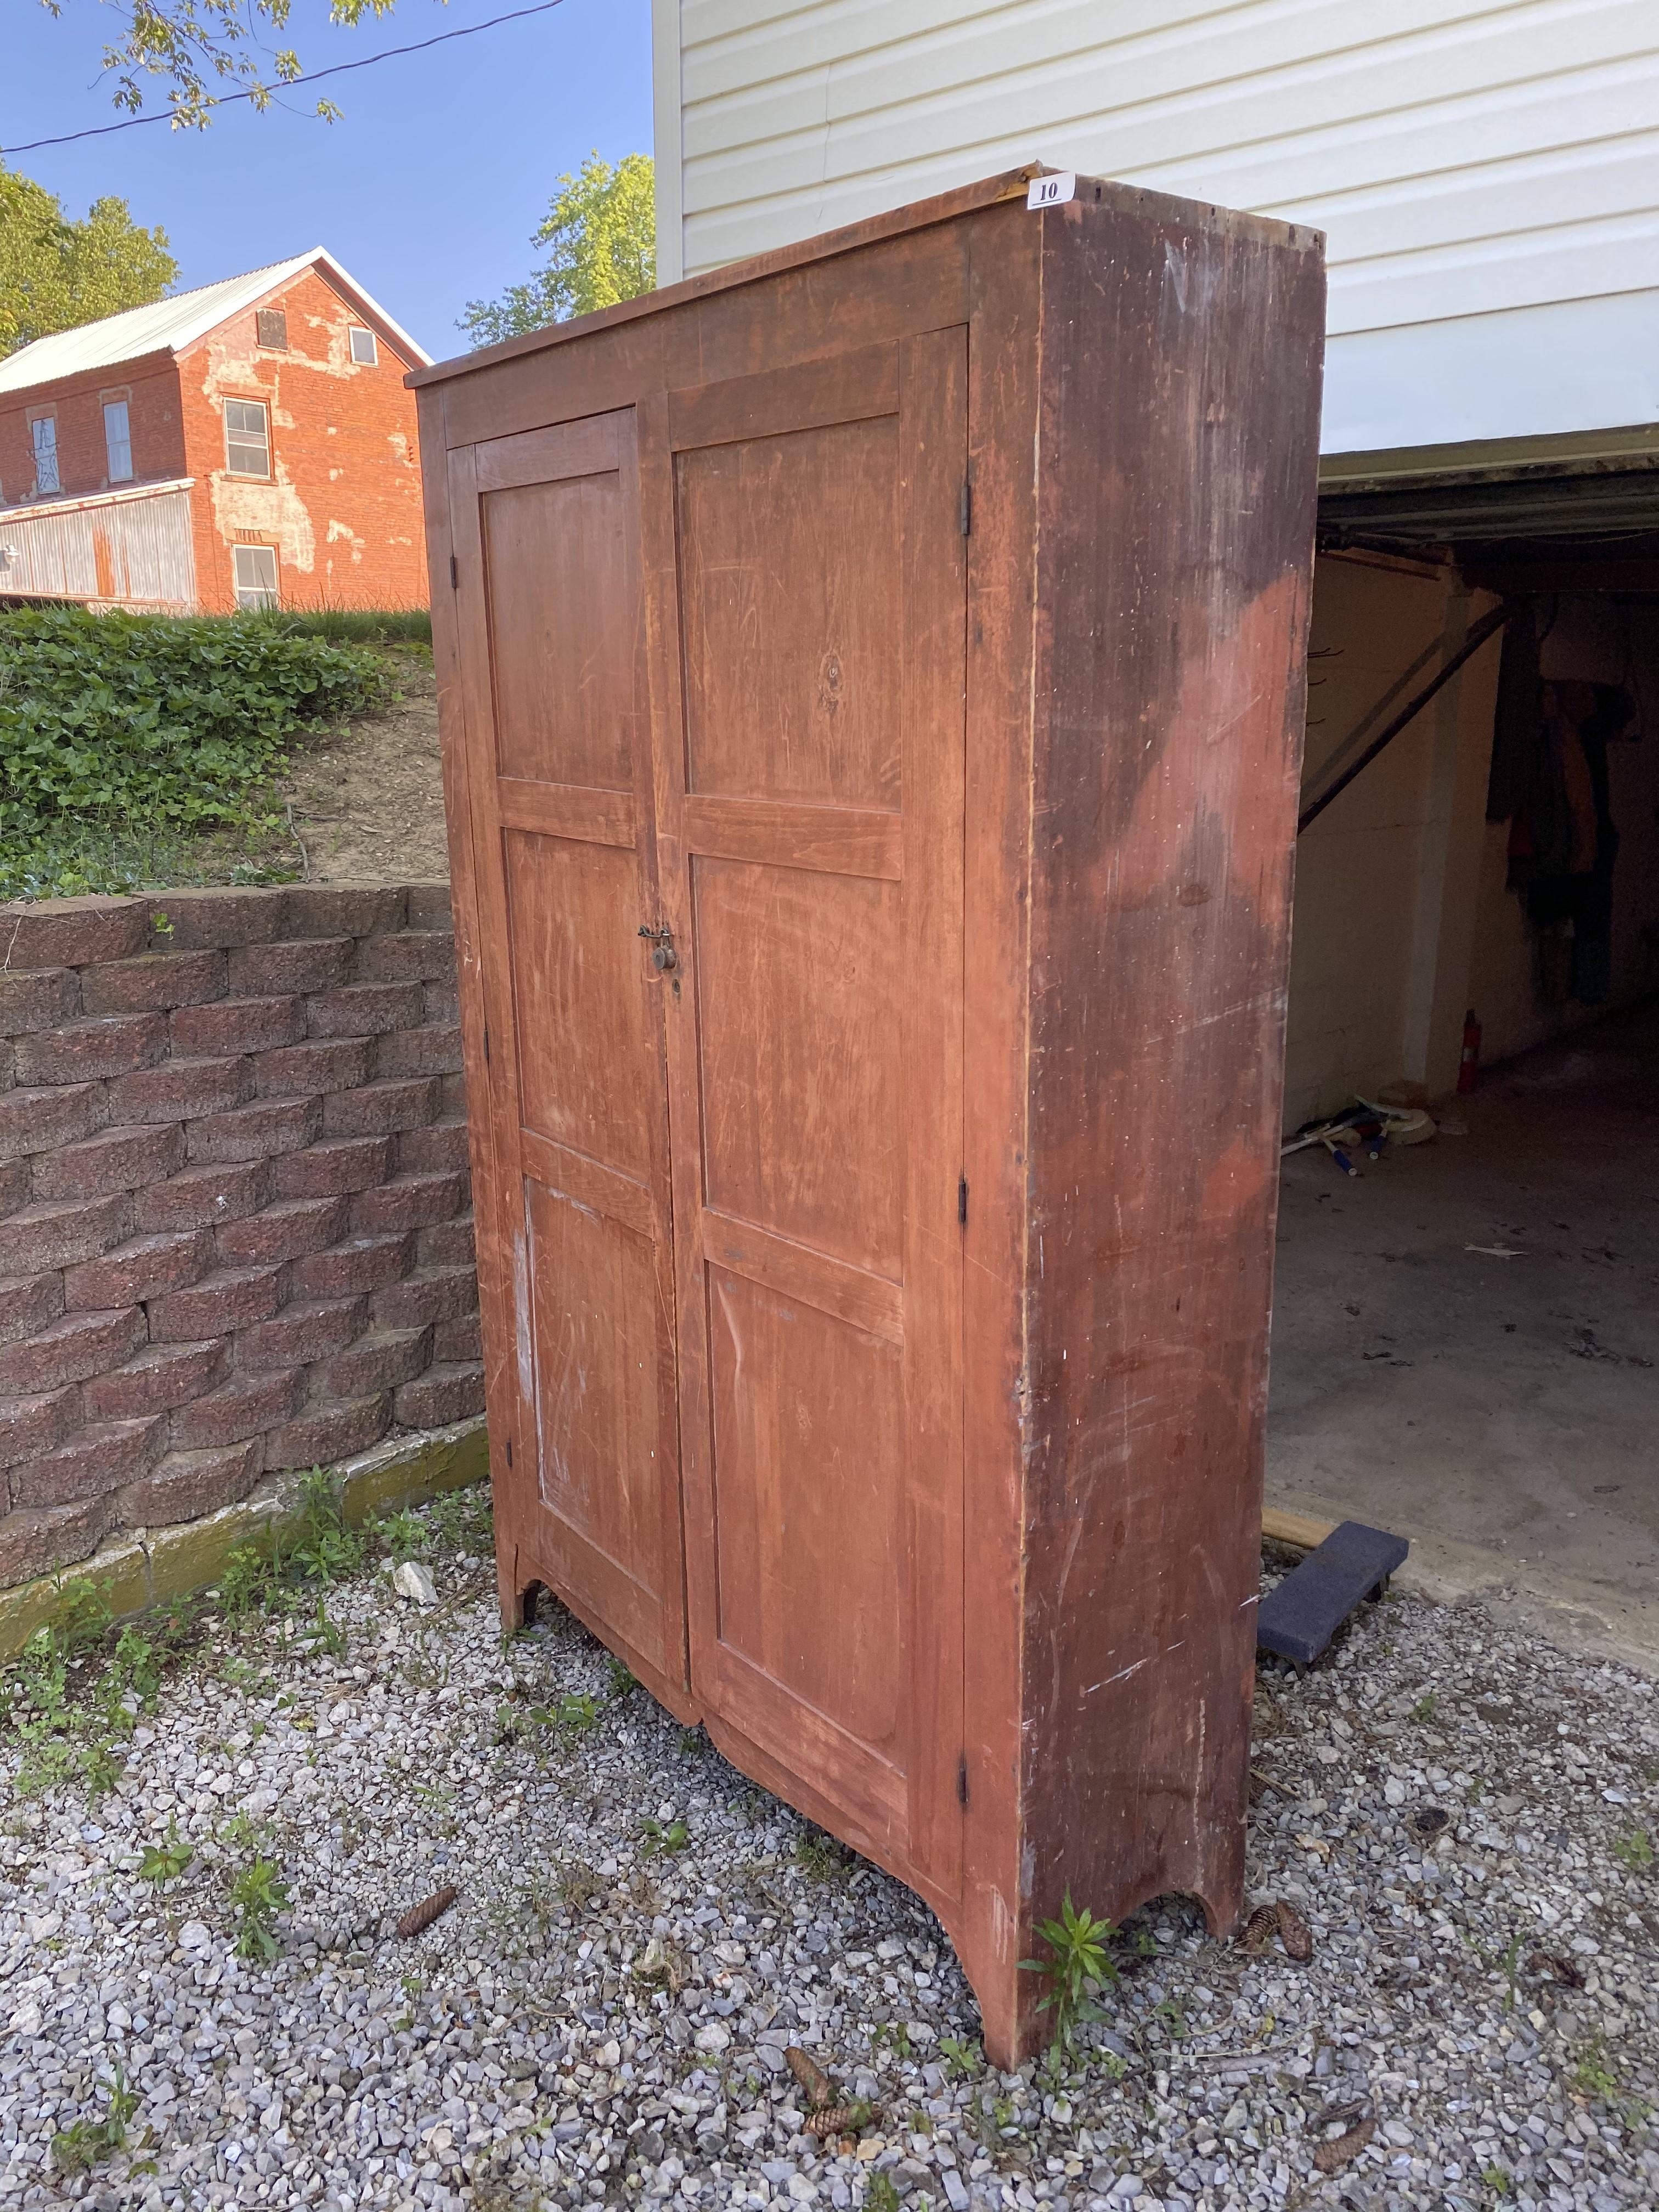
left=957, top=1754, right=969, bottom=1807
left=449, top=554, right=459, bottom=589
left=958, top=1176, right=968, bottom=1226
left=960, top=481, right=972, bottom=537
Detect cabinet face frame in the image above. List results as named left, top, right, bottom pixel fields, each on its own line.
left=418, top=168, right=1324, bottom=2066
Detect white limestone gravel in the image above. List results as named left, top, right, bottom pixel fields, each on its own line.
left=3, top=1505, right=1658, bottom=2212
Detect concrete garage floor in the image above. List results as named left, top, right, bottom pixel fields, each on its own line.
left=1267, top=994, right=1659, bottom=1672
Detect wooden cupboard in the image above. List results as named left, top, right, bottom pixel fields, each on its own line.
left=413, top=168, right=1324, bottom=2066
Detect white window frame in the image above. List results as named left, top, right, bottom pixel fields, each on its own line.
left=30, top=412, right=60, bottom=496
left=348, top=325, right=378, bottom=366
left=103, top=395, right=133, bottom=484
left=233, top=544, right=279, bottom=610
left=224, top=397, right=271, bottom=478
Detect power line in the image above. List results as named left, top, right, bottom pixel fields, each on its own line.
left=4, top=0, right=565, bottom=154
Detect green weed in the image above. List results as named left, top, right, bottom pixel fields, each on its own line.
left=216, top=1469, right=366, bottom=1621
left=1, top=1577, right=191, bottom=1801
left=794, top=1829, right=853, bottom=1885
left=370, top=1506, right=430, bottom=1564
left=50, top=2068, right=138, bottom=2172
left=1481, top=2166, right=1510, bottom=2196
left=137, top=1821, right=193, bottom=1885
left=938, top=2035, right=982, bottom=2080
left=1573, top=2033, right=1618, bottom=2102
left=606, top=1655, right=636, bottom=1699
left=228, top=1857, right=290, bottom=1961
left=1020, top=1890, right=1120, bottom=2051
left=865, top=2176, right=901, bottom=2212
left=1613, top=1826, right=1654, bottom=1872
left=640, top=1816, right=689, bottom=1856
left=1409, top=1692, right=1437, bottom=1723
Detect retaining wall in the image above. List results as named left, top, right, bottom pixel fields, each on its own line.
left=0, top=884, right=482, bottom=1591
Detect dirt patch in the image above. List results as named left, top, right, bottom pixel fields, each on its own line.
left=279, top=645, right=451, bottom=886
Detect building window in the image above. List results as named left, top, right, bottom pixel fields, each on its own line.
left=233, top=544, right=279, bottom=610
left=103, top=398, right=133, bottom=483
left=30, top=413, right=59, bottom=496
left=348, top=326, right=377, bottom=366
left=224, top=398, right=270, bottom=477
left=256, top=308, right=289, bottom=351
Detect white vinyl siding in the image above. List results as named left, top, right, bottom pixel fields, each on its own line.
left=658, top=0, right=1659, bottom=454
left=232, top=544, right=279, bottom=609
left=224, top=398, right=270, bottom=477
left=103, top=399, right=133, bottom=483
left=30, top=414, right=59, bottom=495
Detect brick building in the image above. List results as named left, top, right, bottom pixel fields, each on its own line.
left=0, top=251, right=431, bottom=614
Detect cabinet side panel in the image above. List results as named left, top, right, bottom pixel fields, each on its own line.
left=1020, top=193, right=1324, bottom=1963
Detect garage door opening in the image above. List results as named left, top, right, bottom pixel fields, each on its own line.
left=1266, top=441, right=1659, bottom=1667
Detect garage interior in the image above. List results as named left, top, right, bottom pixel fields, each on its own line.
left=1266, top=433, right=1659, bottom=1669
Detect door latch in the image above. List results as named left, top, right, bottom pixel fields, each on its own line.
left=637, top=923, right=677, bottom=972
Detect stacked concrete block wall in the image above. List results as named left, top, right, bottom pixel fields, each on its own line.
left=0, top=884, right=483, bottom=1592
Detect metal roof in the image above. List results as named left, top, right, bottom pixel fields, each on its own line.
left=0, top=249, right=432, bottom=397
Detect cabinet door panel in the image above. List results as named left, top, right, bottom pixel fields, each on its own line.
left=643, top=331, right=969, bottom=1900
left=448, top=414, right=689, bottom=1703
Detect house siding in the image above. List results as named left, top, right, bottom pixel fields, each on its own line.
left=656, top=0, right=1659, bottom=454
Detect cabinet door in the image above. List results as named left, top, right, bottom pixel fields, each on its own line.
left=448, top=411, right=689, bottom=1702
left=642, top=332, right=968, bottom=1896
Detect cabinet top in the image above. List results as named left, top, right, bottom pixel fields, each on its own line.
left=408, top=163, right=1319, bottom=396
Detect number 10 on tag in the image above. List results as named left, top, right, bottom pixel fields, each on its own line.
left=1026, top=172, right=1075, bottom=210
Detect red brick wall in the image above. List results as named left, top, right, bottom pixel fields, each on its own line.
left=177, top=267, right=427, bottom=614
left=0, top=356, right=185, bottom=510
left=0, top=884, right=482, bottom=1592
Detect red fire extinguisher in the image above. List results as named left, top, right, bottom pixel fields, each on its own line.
left=1458, top=1008, right=1481, bottom=1094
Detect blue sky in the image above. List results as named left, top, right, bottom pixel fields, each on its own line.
left=5, top=0, right=654, bottom=363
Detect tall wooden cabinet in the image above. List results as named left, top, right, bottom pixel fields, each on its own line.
left=414, top=169, right=1324, bottom=2066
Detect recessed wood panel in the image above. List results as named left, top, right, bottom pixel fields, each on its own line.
left=504, top=827, right=652, bottom=1180
left=708, top=1266, right=904, bottom=1759
left=692, top=856, right=902, bottom=1279
left=526, top=1177, right=665, bottom=1596
left=678, top=417, right=902, bottom=807
left=483, top=473, right=631, bottom=791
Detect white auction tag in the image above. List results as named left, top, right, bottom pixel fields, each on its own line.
left=1026, top=172, right=1075, bottom=210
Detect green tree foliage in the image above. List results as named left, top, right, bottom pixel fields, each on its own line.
left=36, top=0, right=397, bottom=131
left=0, top=162, right=177, bottom=356
left=460, top=153, right=655, bottom=348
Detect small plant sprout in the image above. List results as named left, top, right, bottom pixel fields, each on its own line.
left=50, top=2068, right=138, bottom=2172
left=640, top=1815, right=689, bottom=1856
left=229, top=1857, right=290, bottom=1960
left=137, top=1821, right=193, bottom=1884
left=1019, top=1889, right=1120, bottom=2051
left=1613, top=1826, right=1654, bottom=1872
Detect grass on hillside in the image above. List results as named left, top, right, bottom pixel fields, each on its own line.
left=242, top=606, right=433, bottom=647
left=0, top=603, right=423, bottom=901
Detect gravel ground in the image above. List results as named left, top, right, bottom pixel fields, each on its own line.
left=3, top=1506, right=1658, bottom=2212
